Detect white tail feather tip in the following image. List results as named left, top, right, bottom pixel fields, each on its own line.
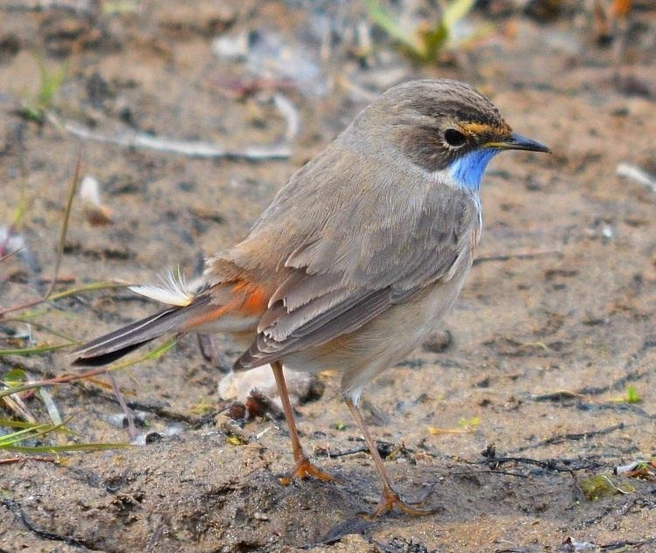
left=129, top=268, right=195, bottom=307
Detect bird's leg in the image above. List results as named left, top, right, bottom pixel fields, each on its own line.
left=270, top=361, right=334, bottom=485
left=344, top=396, right=436, bottom=518
left=108, top=371, right=137, bottom=440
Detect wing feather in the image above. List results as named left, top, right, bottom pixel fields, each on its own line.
left=234, top=183, right=480, bottom=370
left=225, top=123, right=481, bottom=370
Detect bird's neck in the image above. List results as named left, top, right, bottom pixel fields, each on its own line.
left=448, top=149, right=500, bottom=191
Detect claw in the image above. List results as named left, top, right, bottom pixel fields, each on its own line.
left=367, top=485, right=437, bottom=519
left=279, top=456, right=335, bottom=486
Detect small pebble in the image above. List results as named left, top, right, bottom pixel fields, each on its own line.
left=131, top=431, right=162, bottom=446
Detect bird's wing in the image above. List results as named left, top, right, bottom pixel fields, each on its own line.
left=234, top=181, right=480, bottom=370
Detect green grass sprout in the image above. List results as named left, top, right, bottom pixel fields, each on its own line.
left=367, top=0, right=477, bottom=62
left=18, top=56, right=68, bottom=124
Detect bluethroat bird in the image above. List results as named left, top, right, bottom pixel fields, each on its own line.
left=73, top=79, right=550, bottom=517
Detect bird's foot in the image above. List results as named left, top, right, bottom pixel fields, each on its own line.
left=279, top=456, right=335, bottom=486
left=367, top=485, right=436, bottom=519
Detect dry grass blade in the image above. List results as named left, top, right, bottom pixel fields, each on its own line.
left=0, top=339, right=177, bottom=400
left=0, top=343, right=71, bottom=356
left=0, top=419, right=129, bottom=453
left=46, top=149, right=80, bottom=299
left=0, top=150, right=81, bottom=319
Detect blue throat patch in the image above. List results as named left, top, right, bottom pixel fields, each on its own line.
left=448, top=148, right=500, bottom=191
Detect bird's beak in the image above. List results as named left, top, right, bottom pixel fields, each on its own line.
left=486, top=132, right=551, bottom=154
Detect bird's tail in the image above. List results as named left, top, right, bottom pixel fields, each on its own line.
left=71, top=306, right=189, bottom=366
left=72, top=273, right=268, bottom=367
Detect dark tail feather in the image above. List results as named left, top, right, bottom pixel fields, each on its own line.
left=72, top=307, right=184, bottom=366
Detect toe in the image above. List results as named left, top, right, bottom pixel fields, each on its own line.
left=279, top=457, right=335, bottom=485
left=367, top=486, right=437, bottom=518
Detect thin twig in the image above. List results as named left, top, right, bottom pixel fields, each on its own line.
left=508, top=423, right=626, bottom=454
left=49, top=113, right=292, bottom=160
left=0, top=456, right=59, bottom=465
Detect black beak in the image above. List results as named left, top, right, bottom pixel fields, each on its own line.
left=490, top=132, right=551, bottom=154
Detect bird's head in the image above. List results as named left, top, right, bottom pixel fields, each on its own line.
left=368, top=80, right=550, bottom=191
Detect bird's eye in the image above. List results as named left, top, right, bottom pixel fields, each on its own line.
left=444, top=128, right=467, bottom=148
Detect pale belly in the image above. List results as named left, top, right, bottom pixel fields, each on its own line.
left=282, top=264, right=472, bottom=401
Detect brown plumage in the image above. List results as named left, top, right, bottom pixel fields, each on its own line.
left=73, top=79, right=549, bottom=516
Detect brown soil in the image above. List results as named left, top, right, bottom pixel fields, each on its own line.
left=1, top=2, right=655, bottom=552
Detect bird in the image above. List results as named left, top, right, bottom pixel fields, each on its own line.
left=72, top=79, right=550, bottom=517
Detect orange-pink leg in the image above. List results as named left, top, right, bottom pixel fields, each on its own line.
left=271, top=361, right=334, bottom=485
left=345, top=397, right=436, bottom=518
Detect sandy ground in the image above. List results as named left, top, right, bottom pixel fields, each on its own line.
left=1, top=1, right=655, bottom=552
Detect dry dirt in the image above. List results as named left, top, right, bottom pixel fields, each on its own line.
left=1, top=2, right=655, bottom=552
